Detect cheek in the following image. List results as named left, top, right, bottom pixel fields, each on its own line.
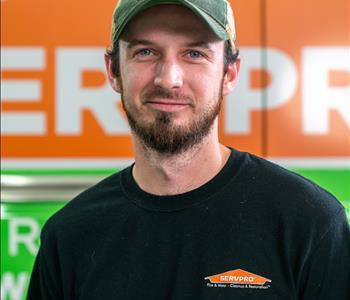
left=189, top=71, right=223, bottom=98
left=126, top=62, right=155, bottom=82
left=121, top=69, right=150, bottom=98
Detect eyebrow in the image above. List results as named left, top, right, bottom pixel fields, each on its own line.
left=125, top=39, right=215, bottom=53
left=185, top=41, right=214, bottom=50
left=126, top=40, right=155, bottom=49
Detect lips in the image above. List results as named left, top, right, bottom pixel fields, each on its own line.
left=147, top=99, right=189, bottom=105
left=145, top=99, right=190, bottom=112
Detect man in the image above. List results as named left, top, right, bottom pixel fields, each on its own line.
left=27, top=0, right=350, bottom=299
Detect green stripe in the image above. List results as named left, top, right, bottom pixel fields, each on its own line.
left=2, top=168, right=348, bottom=195
left=2, top=167, right=349, bottom=221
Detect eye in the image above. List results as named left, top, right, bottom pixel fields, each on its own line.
left=136, top=48, right=153, bottom=57
left=188, top=50, right=203, bottom=59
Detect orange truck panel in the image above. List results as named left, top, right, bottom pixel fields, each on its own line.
left=1, top=0, right=349, bottom=161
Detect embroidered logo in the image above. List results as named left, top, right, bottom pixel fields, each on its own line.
left=205, top=268, right=272, bottom=290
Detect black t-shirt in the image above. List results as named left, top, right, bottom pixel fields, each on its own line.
left=27, top=149, right=350, bottom=299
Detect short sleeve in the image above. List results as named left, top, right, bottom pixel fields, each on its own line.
left=26, top=223, right=63, bottom=300
left=299, top=208, right=350, bottom=300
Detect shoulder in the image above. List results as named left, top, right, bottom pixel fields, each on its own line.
left=233, top=151, right=349, bottom=261
left=235, top=150, right=345, bottom=225
left=41, top=168, right=131, bottom=238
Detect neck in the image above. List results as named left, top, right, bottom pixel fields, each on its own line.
left=132, top=124, right=230, bottom=195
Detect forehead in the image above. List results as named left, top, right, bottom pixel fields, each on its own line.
left=120, top=4, right=221, bottom=43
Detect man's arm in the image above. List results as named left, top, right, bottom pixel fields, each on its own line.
left=26, top=224, right=63, bottom=300
left=299, top=208, right=350, bottom=299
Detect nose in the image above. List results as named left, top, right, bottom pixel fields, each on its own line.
left=154, top=58, right=183, bottom=89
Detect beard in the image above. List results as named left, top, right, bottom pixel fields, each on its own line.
left=120, top=83, right=223, bottom=155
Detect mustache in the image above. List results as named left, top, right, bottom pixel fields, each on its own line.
left=142, top=87, right=194, bottom=106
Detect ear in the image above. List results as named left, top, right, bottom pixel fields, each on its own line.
left=104, top=53, right=121, bottom=93
left=222, top=58, right=240, bottom=96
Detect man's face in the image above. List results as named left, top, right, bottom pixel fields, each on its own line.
left=106, top=5, right=238, bottom=154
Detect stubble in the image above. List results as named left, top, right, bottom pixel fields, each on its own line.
left=119, top=80, right=224, bottom=155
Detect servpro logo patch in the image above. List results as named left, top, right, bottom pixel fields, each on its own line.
left=205, top=268, right=272, bottom=290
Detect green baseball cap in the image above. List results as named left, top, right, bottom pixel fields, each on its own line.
left=110, top=0, right=236, bottom=51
